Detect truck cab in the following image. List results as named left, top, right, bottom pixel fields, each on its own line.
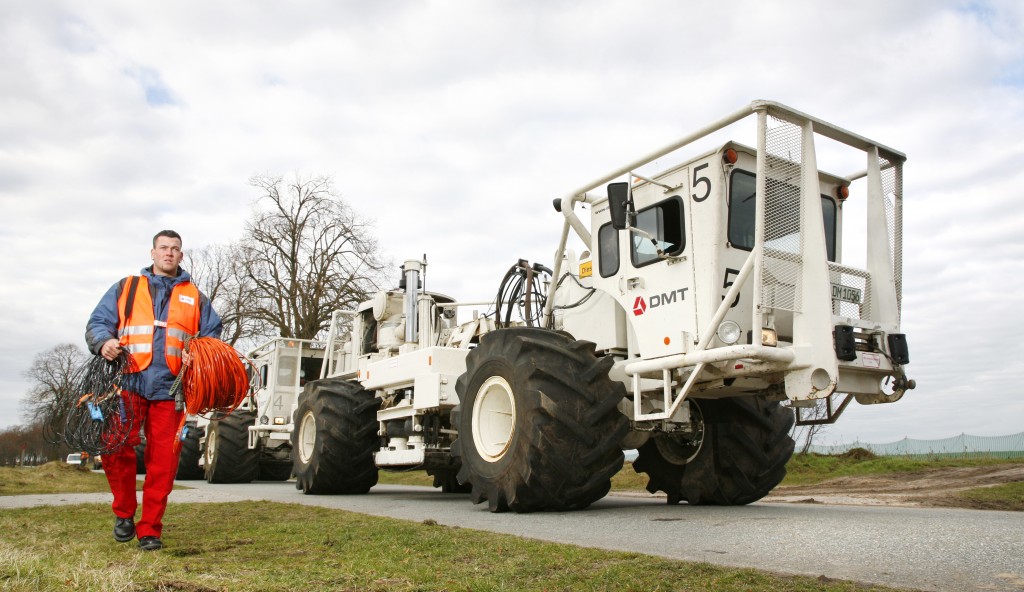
left=552, top=102, right=911, bottom=428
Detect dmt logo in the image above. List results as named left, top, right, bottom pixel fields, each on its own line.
left=632, top=288, right=689, bottom=317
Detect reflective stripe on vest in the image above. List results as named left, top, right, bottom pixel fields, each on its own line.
left=116, top=276, right=201, bottom=374
left=123, top=343, right=153, bottom=354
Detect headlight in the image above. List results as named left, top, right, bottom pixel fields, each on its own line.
left=717, top=320, right=742, bottom=345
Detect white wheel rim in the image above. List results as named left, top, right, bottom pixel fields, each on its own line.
left=298, top=411, right=317, bottom=463
left=472, top=376, right=516, bottom=463
left=205, top=430, right=217, bottom=465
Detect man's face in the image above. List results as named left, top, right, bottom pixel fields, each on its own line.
left=151, top=236, right=183, bottom=276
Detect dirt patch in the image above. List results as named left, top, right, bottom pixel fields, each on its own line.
left=765, top=465, right=1024, bottom=510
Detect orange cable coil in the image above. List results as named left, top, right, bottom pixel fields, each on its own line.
left=173, top=337, right=252, bottom=451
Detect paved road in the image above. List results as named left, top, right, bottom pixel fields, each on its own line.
left=4, top=481, right=1023, bottom=591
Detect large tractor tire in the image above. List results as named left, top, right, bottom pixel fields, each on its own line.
left=633, top=395, right=794, bottom=505
left=175, top=423, right=205, bottom=480
left=451, top=327, right=628, bottom=513
left=292, top=379, right=380, bottom=494
left=204, top=410, right=259, bottom=484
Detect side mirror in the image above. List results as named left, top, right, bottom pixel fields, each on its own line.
left=607, top=182, right=631, bottom=230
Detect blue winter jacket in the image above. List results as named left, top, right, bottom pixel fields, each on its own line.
left=85, top=266, right=223, bottom=401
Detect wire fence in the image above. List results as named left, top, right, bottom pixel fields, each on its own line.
left=809, top=432, right=1024, bottom=459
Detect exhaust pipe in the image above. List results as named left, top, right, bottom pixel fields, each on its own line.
left=403, top=259, right=422, bottom=344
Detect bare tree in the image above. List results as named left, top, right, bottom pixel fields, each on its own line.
left=20, top=343, right=87, bottom=454
left=186, top=243, right=268, bottom=347
left=790, top=399, right=831, bottom=455
left=241, top=173, right=387, bottom=340
left=21, top=343, right=87, bottom=426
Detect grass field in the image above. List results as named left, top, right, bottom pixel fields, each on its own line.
left=953, top=481, right=1024, bottom=510
left=1, top=451, right=1019, bottom=591
left=0, top=500, right=912, bottom=592
left=6, top=454, right=1019, bottom=591
left=779, top=449, right=1024, bottom=486
left=0, top=462, right=123, bottom=495
left=0, top=461, right=923, bottom=591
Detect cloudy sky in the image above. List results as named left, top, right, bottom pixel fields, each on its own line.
left=2, top=1, right=1022, bottom=446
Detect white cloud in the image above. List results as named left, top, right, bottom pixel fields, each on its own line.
left=2, top=1, right=1022, bottom=448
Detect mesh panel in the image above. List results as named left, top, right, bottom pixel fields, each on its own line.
left=326, top=314, right=354, bottom=376
left=880, top=155, right=904, bottom=321
left=759, top=113, right=803, bottom=313
left=810, top=432, right=1024, bottom=459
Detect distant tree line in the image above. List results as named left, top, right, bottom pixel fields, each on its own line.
left=0, top=423, right=68, bottom=466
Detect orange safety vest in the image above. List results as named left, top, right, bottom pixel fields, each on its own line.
left=116, top=276, right=201, bottom=375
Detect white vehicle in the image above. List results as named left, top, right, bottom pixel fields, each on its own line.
left=197, top=338, right=326, bottom=483
left=291, top=100, right=913, bottom=511
left=65, top=453, right=82, bottom=465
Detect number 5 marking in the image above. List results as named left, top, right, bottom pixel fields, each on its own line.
left=722, top=268, right=740, bottom=308
left=692, top=163, right=711, bottom=202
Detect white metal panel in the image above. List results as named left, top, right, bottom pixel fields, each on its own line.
left=782, top=120, right=839, bottom=400
left=361, top=346, right=469, bottom=396
left=375, top=448, right=426, bottom=467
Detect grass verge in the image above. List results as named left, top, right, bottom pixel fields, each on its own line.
left=780, top=450, right=1024, bottom=486
left=377, top=469, right=434, bottom=487
left=0, top=501, right=909, bottom=592
left=0, top=462, right=182, bottom=496
left=0, top=463, right=116, bottom=495
left=952, top=481, right=1024, bottom=512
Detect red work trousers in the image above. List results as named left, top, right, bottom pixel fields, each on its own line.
left=102, top=393, right=183, bottom=539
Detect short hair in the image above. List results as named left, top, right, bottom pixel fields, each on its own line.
left=152, top=229, right=182, bottom=248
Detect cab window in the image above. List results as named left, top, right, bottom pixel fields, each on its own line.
left=821, top=196, right=837, bottom=262
left=630, top=196, right=685, bottom=267
left=300, top=356, right=324, bottom=386
left=277, top=351, right=298, bottom=387
left=728, top=170, right=838, bottom=262
left=598, top=223, right=619, bottom=277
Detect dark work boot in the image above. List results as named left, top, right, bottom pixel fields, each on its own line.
left=138, top=536, right=163, bottom=551
left=114, top=517, right=135, bottom=543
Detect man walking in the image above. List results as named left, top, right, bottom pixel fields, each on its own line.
left=86, top=230, right=222, bottom=551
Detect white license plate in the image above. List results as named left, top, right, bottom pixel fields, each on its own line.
left=832, top=283, right=862, bottom=304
